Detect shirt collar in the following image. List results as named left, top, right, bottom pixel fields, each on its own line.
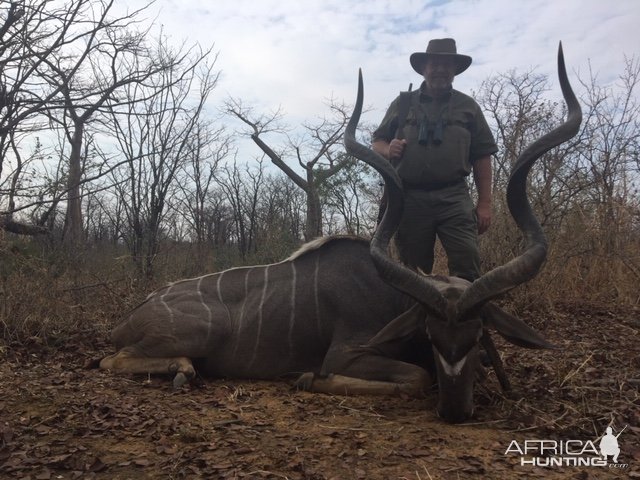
left=419, top=81, right=453, bottom=101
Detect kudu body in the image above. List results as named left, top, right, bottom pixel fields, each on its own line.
left=101, top=236, right=434, bottom=396
left=101, top=44, right=581, bottom=422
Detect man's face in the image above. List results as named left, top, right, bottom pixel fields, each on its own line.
left=423, top=56, right=456, bottom=91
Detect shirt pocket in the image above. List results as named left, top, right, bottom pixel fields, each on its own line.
left=449, top=110, right=474, bottom=134
left=442, top=117, right=472, bottom=176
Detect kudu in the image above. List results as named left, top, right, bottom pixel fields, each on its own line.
left=100, top=44, right=581, bottom=423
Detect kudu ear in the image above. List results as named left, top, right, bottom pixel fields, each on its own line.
left=363, top=303, right=426, bottom=349
left=481, top=303, right=559, bottom=350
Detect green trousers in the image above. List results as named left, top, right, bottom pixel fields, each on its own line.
left=395, top=182, right=480, bottom=281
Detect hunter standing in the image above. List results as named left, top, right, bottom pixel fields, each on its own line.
left=372, top=38, right=497, bottom=281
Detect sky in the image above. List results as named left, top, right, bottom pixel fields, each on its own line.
left=125, top=0, right=638, bottom=144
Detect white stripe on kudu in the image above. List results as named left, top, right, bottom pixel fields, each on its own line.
left=314, top=253, right=321, bottom=335
left=159, top=284, right=175, bottom=329
left=250, top=265, right=269, bottom=368
left=197, top=276, right=213, bottom=341
left=233, top=267, right=253, bottom=357
left=216, top=271, right=232, bottom=328
left=288, top=262, right=297, bottom=354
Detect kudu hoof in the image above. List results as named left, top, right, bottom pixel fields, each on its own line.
left=173, top=372, right=190, bottom=389
left=294, top=372, right=315, bottom=391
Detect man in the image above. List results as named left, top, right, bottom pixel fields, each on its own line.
left=372, top=38, right=497, bottom=281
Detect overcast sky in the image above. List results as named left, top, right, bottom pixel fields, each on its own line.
left=127, top=0, right=638, bottom=138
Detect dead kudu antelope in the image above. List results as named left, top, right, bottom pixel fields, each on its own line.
left=100, top=44, right=581, bottom=423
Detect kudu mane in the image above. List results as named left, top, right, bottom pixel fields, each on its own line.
left=286, top=235, right=366, bottom=261
left=143, top=235, right=366, bottom=297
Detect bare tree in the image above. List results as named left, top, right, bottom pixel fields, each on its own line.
left=174, top=121, right=231, bottom=262
left=253, top=173, right=305, bottom=259
left=474, top=58, right=640, bottom=303
left=108, top=43, right=218, bottom=278
left=477, top=69, right=557, bottom=189
left=320, top=156, right=379, bottom=236
left=0, top=0, right=77, bottom=234
left=476, top=70, right=585, bottom=259
left=0, top=0, right=192, bottom=240
left=34, top=1, right=201, bottom=248
left=225, top=96, right=352, bottom=240
left=577, top=56, right=640, bottom=254
left=214, top=157, right=266, bottom=260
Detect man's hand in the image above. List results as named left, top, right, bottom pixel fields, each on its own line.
left=388, top=138, right=407, bottom=161
left=476, top=203, right=491, bottom=235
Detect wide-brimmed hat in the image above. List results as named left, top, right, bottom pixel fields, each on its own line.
left=409, top=38, right=472, bottom=76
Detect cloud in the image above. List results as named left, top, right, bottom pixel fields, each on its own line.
left=117, top=0, right=639, bottom=141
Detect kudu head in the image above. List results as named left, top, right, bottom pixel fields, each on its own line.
left=345, top=43, right=582, bottom=423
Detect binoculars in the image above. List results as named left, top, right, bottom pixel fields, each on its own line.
left=418, top=115, right=444, bottom=146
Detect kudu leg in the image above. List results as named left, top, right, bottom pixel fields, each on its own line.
left=296, top=373, right=423, bottom=396
left=295, top=354, right=431, bottom=397
left=99, top=348, right=196, bottom=389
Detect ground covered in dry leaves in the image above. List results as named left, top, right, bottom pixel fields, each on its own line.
left=1, top=302, right=639, bottom=479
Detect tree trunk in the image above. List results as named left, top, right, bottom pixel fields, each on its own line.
left=305, top=188, right=322, bottom=241
left=63, top=121, right=84, bottom=248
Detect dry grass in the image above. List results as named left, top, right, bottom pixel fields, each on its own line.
left=1, top=209, right=639, bottom=346
left=477, top=200, right=640, bottom=309
left=478, top=303, right=640, bottom=446
left=1, top=227, right=638, bottom=478
left=0, top=237, right=147, bottom=345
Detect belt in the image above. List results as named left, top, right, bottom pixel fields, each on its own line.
left=403, top=178, right=465, bottom=192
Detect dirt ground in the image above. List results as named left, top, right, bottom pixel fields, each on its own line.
left=1, top=302, right=639, bottom=479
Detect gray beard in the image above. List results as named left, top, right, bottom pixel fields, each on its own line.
left=425, top=84, right=452, bottom=99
